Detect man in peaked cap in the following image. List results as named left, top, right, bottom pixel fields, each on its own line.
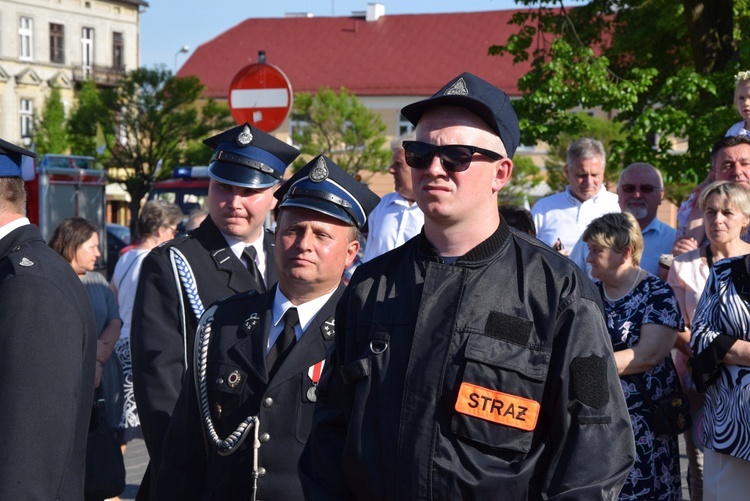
left=301, top=73, right=635, bottom=499
left=0, top=139, right=97, bottom=498
left=130, top=123, right=299, bottom=499
left=155, top=155, right=378, bottom=500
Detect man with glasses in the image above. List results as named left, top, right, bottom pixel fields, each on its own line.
left=301, top=72, right=634, bottom=499
left=569, top=162, right=676, bottom=278
left=531, top=138, right=620, bottom=254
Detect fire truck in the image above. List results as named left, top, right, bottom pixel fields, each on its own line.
left=22, top=153, right=108, bottom=264
left=147, top=166, right=209, bottom=229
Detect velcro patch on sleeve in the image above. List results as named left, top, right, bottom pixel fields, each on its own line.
left=455, top=382, right=540, bottom=431
left=570, top=355, right=610, bottom=409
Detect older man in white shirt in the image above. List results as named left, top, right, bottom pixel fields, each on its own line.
left=531, top=138, right=620, bottom=253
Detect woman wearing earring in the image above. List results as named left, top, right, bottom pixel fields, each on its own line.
left=584, top=212, right=684, bottom=500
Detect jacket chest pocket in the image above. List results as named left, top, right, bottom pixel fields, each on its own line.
left=207, top=362, right=250, bottom=425
left=451, top=333, right=550, bottom=454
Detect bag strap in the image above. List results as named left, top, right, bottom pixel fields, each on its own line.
left=625, top=373, right=656, bottom=405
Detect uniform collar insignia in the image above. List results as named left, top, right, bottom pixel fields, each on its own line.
left=309, top=156, right=329, bottom=183
left=444, top=77, right=468, bottom=96
left=321, top=316, right=335, bottom=339
left=18, top=257, right=34, bottom=267
left=243, top=312, right=260, bottom=333
left=236, top=124, right=253, bottom=146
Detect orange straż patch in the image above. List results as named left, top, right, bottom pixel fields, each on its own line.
left=455, top=382, right=540, bottom=431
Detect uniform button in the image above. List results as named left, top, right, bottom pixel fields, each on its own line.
left=215, top=377, right=224, bottom=386
left=263, top=397, right=274, bottom=408
left=257, top=467, right=266, bottom=477
left=259, top=433, right=270, bottom=442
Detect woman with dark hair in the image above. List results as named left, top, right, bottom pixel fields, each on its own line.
left=583, top=211, right=684, bottom=499
left=110, top=200, right=182, bottom=449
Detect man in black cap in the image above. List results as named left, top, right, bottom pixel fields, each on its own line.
left=154, top=155, right=379, bottom=500
left=130, top=123, right=299, bottom=498
left=301, top=73, right=635, bottom=499
left=0, top=139, right=97, bottom=498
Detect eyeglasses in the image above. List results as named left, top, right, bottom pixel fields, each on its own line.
left=402, top=141, right=503, bottom=172
left=620, top=184, right=659, bottom=194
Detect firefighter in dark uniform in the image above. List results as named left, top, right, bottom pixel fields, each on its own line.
left=155, top=155, right=379, bottom=500
left=301, top=73, right=636, bottom=499
left=130, top=123, right=299, bottom=499
left=0, top=139, right=97, bottom=499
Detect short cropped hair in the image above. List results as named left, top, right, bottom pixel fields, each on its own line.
left=498, top=205, right=536, bottom=237
left=137, top=200, right=183, bottom=239
left=710, top=135, right=750, bottom=170
left=390, top=131, right=416, bottom=151
left=567, top=138, right=606, bottom=169
left=0, top=177, right=27, bottom=215
left=699, top=181, right=750, bottom=218
left=582, top=212, right=643, bottom=266
left=48, top=217, right=98, bottom=263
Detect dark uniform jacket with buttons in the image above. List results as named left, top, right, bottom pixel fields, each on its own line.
left=301, top=221, right=636, bottom=500
left=155, top=283, right=341, bottom=501
left=130, top=216, right=277, bottom=498
left=0, top=223, right=97, bottom=500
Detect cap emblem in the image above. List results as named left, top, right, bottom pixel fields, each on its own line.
left=236, top=125, right=253, bottom=146
left=444, top=77, right=468, bottom=96
left=309, top=157, right=329, bottom=183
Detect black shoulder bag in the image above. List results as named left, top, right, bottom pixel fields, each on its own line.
left=628, top=373, right=692, bottom=436
left=84, top=391, right=126, bottom=500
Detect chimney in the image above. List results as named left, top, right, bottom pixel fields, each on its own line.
left=366, top=3, right=385, bottom=22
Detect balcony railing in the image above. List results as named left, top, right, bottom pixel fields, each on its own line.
left=72, top=65, right=126, bottom=87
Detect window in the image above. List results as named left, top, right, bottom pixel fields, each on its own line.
left=50, top=23, right=64, bottom=63
left=19, top=17, right=33, bottom=60
left=81, top=27, right=94, bottom=75
left=289, top=119, right=309, bottom=148
left=112, top=32, right=124, bottom=69
left=397, top=114, right=414, bottom=136
left=20, top=99, right=33, bottom=138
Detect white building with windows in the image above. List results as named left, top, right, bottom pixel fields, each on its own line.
left=0, top=0, right=147, bottom=145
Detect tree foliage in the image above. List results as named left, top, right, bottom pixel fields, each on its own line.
left=492, top=0, right=748, bottom=204
left=33, top=87, right=68, bottom=156
left=67, top=80, right=104, bottom=158
left=291, top=87, right=390, bottom=175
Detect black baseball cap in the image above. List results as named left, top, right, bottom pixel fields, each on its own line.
left=401, top=72, right=520, bottom=158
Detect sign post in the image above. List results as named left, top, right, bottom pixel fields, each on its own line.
left=228, top=62, right=293, bottom=132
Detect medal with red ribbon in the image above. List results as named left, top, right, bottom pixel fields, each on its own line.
left=307, top=360, right=325, bottom=402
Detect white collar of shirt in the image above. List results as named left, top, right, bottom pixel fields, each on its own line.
left=564, top=185, right=609, bottom=207
left=222, top=230, right=267, bottom=279
left=0, top=217, right=30, bottom=241
left=267, top=286, right=337, bottom=353
left=387, top=192, right=419, bottom=209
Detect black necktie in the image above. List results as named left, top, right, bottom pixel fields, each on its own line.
left=267, top=308, right=298, bottom=376
left=243, top=245, right=265, bottom=292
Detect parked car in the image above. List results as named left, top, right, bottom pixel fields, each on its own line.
left=106, top=223, right=131, bottom=279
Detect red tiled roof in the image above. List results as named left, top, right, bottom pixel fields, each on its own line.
left=178, top=10, right=536, bottom=99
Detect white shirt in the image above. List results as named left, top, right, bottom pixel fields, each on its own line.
left=531, top=185, right=620, bottom=250
left=726, top=121, right=749, bottom=137
left=569, top=217, right=677, bottom=279
left=110, top=248, right=150, bottom=339
left=267, top=286, right=337, bottom=354
left=363, top=192, right=424, bottom=262
left=0, top=217, right=29, bottom=241
left=223, top=230, right=268, bottom=285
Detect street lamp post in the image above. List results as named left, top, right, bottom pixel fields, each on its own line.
left=174, top=44, right=190, bottom=73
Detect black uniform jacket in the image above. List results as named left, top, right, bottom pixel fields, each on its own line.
left=0, top=223, right=97, bottom=500
left=130, top=216, right=277, bottom=498
left=155, top=283, right=341, bottom=500
left=301, top=222, right=636, bottom=500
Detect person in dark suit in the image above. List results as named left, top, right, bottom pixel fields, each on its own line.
left=0, top=138, right=97, bottom=499
left=155, top=155, right=380, bottom=500
left=130, top=123, right=299, bottom=499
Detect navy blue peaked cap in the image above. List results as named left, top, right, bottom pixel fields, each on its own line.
left=0, top=138, right=35, bottom=178
left=203, top=123, right=300, bottom=188
left=274, top=155, right=380, bottom=230
left=400, top=72, right=520, bottom=158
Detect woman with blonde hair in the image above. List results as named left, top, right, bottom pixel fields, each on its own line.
left=583, top=211, right=684, bottom=499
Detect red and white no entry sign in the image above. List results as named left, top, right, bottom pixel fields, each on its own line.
left=228, top=62, right=293, bottom=132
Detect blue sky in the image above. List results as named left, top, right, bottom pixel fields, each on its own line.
left=140, top=1, right=585, bottom=70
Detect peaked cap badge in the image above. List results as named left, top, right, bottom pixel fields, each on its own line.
left=236, top=124, right=253, bottom=146
left=18, top=257, right=35, bottom=267
left=309, top=157, right=329, bottom=183
left=243, top=312, right=260, bottom=333
left=444, top=77, right=468, bottom=96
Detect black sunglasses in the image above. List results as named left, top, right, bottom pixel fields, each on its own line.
left=620, top=184, right=659, bottom=194
left=402, top=140, right=503, bottom=172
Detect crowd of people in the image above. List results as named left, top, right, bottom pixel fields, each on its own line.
left=1, top=69, right=750, bottom=500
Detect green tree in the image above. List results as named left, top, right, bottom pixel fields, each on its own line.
left=491, top=0, right=747, bottom=204
left=33, top=87, right=68, bottom=156
left=97, top=66, right=230, bottom=231
left=67, top=79, right=104, bottom=158
left=291, top=87, right=390, bottom=175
